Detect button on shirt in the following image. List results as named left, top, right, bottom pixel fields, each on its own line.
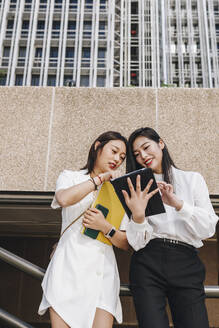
left=126, top=167, right=218, bottom=251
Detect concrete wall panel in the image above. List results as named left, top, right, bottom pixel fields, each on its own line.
left=46, top=88, right=156, bottom=190
left=158, top=88, right=219, bottom=194
left=0, top=87, right=53, bottom=191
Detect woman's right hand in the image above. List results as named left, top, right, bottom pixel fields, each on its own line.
left=122, top=175, right=159, bottom=223
left=96, top=171, right=119, bottom=183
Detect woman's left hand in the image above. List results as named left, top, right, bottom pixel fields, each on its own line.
left=157, top=181, right=183, bottom=211
left=83, top=208, right=110, bottom=233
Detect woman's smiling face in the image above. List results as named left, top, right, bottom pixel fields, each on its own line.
left=132, top=136, right=164, bottom=174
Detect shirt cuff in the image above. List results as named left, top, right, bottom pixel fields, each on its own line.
left=177, top=201, right=194, bottom=219
left=128, top=218, right=152, bottom=232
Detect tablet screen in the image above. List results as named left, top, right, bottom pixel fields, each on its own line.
left=110, top=168, right=166, bottom=217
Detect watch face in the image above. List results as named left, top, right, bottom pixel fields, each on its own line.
left=109, top=228, right=116, bottom=238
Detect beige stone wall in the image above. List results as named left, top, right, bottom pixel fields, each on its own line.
left=0, top=87, right=218, bottom=193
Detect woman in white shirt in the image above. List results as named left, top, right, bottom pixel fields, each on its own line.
left=122, top=127, right=218, bottom=328
left=38, top=131, right=129, bottom=328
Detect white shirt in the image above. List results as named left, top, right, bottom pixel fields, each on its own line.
left=38, top=169, right=127, bottom=327
left=126, top=167, right=218, bottom=251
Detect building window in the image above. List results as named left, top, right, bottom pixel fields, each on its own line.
left=99, top=21, right=105, bottom=30
left=3, top=47, right=10, bottom=57
left=99, top=21, right=105, bottom=38
left=22, top=20, right=29, bottom=29
left=15, top=74, right=23, bottom=86
left=82, top=47, right=90, bottom=58
left=37, top=20, right=45, bottom=29
left=19, top=47, right=26, bottom=57
left=35, top=48, right=42, bottom=58
left=7, top=20, right=14, bottom=29
left=0, top=74, right=7, bottom=86
left=83, top=21, right=92, bottom=37
left=66, top=47, right=74, bottom=58
left=80, top=75, right=89, bottom=87
left=98, top=48, right=106, bottom=58
left=47, top=75, right=56, bottom=86
left=50, top=47, right=58, bottom=58
left=31, top=74, right=40, bottom=86
left=96, top=76, right=105, bottom=87
left=68, top=21, right=76, bottom=30
left=84, top=21, right=92, bottom=30
left=52, top=20, right=60, bottom=30
left=85, top=0, right=92, bottom=9
left=64, top=75, right=74, bottom=86
left=100, top=0, right=106, bottom=9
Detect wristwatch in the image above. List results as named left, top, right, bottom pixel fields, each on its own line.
left=104, top=226, right=116, bottom=239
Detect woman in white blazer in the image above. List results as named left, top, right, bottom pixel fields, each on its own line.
left=123, top=127, right=218, bottom=328
left=38, top=131, right=130, bottom=328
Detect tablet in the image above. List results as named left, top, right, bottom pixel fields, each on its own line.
left=110, top=168, right=166, bottom=218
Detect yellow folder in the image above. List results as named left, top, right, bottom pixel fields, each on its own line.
left=82, top=181, right=125, bottom=245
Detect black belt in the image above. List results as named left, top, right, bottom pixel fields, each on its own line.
left=151, top=238, right=195, bottom=250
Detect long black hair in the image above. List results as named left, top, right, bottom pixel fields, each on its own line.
left=126, top=127, right=176, bottom=184
left=81, top=131, right=127, bottom=174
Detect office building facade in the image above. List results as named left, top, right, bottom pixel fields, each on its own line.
left=0, top=0, right=219, bottom=87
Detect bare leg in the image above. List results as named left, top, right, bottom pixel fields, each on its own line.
left=49, top=307, right=70, bottom=328
left=92, top=308, right=114, bottom=328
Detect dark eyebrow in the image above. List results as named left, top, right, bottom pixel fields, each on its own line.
left=112, top=144, right=126, bottom=156
left=133, top=142, right=150, bottom=153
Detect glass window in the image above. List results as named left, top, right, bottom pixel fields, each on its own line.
left=37, top=20, right=45, bottom=29
left=64, top=75, right=75, bottom=86
left=15, top=74, right=23, bottom=86
left=84, top=21, right=92, bottom=30
left=85, top=0, right=92, bottom=9
left=19, top=47, right=26, bottom=57
left=80, top=75, right=89, bottom=87
left=96, top=76, right=105, bottom=87
left=31, top=74, right=40, bottom=86
left=52, top=21, right=60, bottom=29
left=47, top=75, right=56, bottom=86
left=3, top=47, right=10, bottom=57
left=66, top=47, right=74, bottom=58
left=82, top=47, right=90, bottom=58
left=99, top=21, right=105, bottom=30
left=7, top=20, right=14, bottom=29
left=0, top=74, right=7, bottom=86
left=22, top=20, right=29, bottom=29
left=98, top=48, right=106, bottom=58
left=68, top=21, right=76, bottom=30
left=50, top=47, right=58, bottom=57
left=35, top=48, right=42, bottom=57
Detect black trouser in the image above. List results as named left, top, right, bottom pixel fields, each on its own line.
left=129, top=239, right=209, bottom=328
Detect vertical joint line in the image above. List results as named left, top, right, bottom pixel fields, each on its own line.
left=155, top=88, right=159, bottom=131
left=44, top=87, right=55, bottom=191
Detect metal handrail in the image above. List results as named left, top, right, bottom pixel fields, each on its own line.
left=0, top=308, right=35, bottom=328
left=1, top=246, right=219, bottom=298
left=0, top=247, right=45, bottom=280
left=1, top=247, right=219, bottom=328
